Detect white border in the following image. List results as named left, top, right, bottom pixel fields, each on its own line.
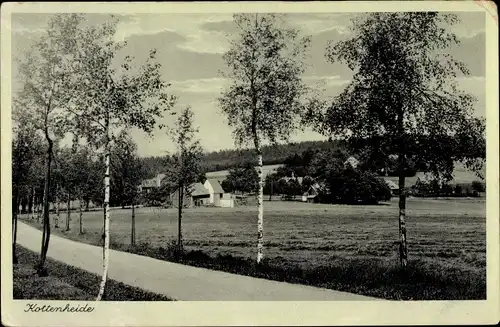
left=1, top=2, right=498, bottom=326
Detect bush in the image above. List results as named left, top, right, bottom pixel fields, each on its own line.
left=413, top=179, right=482, bottom=198
left=471, top=181, right=485, bottom=193
left=323, top=167, right=392, bottom=204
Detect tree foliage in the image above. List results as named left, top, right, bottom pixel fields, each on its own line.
left=110, top=132, right=144, bottom=207
left=219, top=13, right=313, bottom=147
left=161, top=107, right=205, bottom=195
left=314, top=12, right=485, bottom=267
left=221, top=162, right=260, bottom=194
left=317, top=12, right=485, bottom=182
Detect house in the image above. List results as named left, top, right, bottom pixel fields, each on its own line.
left=301, top=182, right=324, bottom=203
left=170, top=182, right=210, bottom=207
left=204, top=179, right=224, bottom=207
left=384, top=179, right=399, bottom=195
left=169, top=179, right=234, bottom=208
left=344, top=156, right=360, bottom=169
left=204, top=178, right=235, bottom=207
left=140, top=173, right=166, bottom=194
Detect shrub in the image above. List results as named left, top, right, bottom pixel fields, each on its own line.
left=414, top=179, right=482, bottom=198
left=471, top=181, right=485, bottom=193
left=322, top=167, right=392, bottom=204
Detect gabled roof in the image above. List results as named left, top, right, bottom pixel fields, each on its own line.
left=190, top=182, right=210, bottom=197
left=384, top=179, right=399, bottom=190
left=141, top=173, right=166, bottom=188
left=344, top=156, right=359, bottom=168
left=206, top=178, right=224, bottom=193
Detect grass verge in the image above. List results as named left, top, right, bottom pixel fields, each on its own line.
left=13, top=245, right=174, bottom=301
left=124, top=241, right=485, bottom=300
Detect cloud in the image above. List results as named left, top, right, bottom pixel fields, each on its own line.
left=114, top=14, right=233, bottom=54
left=305, top=75, right=350, bottom=87
left=291, top=13, right=356, bottom=35
left=170, top=77, right=230, bottom=94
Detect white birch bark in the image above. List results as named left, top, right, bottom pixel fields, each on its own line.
left=96, top=139, right=110, bottom=301
left=257, top=152, right=264, bottom=264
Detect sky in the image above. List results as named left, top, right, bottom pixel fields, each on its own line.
left=11, top=12, right=486, bottom=157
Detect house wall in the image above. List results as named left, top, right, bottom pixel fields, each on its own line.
left=204, top=180, right=215, bottom=204
left=213, top=193, right=222, bottom=206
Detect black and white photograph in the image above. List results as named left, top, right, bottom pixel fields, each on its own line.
left=1, top=1, right=498, bottom=326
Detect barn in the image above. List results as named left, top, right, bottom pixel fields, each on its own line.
left=170, top=182, right=210, bottom=208
left=204, top=179, right=224, bottom=207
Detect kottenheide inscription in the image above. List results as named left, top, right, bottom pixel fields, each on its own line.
left=24, top=303, right=95, bottom=313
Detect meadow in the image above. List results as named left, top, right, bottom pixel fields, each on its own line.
left=21, top=197, right=486, bottom=271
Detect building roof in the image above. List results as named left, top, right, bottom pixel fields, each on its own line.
left=141, top=173, right=166, bottom=188
left=191, top=182, right=210, bottom=197
left=206, top=178, right=225, bottom=194
left=344, top=156, right=359, bottom=168
left=384, top=179, right=399, bottom=190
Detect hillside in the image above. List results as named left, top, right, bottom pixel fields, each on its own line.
left=139, top=139, right=485, bottom=186
left=139, top=140, right=341, bottom=178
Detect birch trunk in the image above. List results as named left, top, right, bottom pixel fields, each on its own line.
left=131, top=201, right=136, bottom=247
left=96, top=120, right=110, bottom=301
left=256, top=151, right=264, bottom=264
left=397, top=108, right=408, bottom=268
left=66, top=194, right=71, bottom=231
left=79, top=198, right=84, bottom=234
left=38, top=139, right=52, bottom=276
left=398, top=164, right=408, bottom=268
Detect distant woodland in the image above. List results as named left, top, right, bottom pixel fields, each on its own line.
left=139, top=139, right=342, bottom=178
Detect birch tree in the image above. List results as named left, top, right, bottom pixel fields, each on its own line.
left=163, top=107, right=204, bottom=254
left=219, top=14, right=312, bottom=263
left=110, top=132, right=143, bottom=246
left=63, top=16, right=176, bottom=300
left=318, top=13, right=485, bottom=268
left=14, top=14, right=83, bottom=275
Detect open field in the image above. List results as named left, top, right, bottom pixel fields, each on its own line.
left=20, top=197, right=486, bottom=270
left=19, top=197, right=486, bottom=299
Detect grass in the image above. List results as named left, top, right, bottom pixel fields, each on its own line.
left=19, top=197, right=486, bottom=300
left=13, top=245, right=173, bottom=301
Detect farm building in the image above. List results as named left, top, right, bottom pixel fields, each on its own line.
left=170, top=182, right=210, bottom=207
left=384, top=179, right=400, bottom=195
left=170, top=179, right=234, bottom=208
left=140, top=173, right=165, bottom=194
left=301, top=183, right=324, bottom=203
left=204, top=179, right=224, bottom=206
left=344, top=156, right=360, bottom=169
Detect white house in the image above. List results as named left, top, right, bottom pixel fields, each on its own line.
left=344, top=156, right=360, bottom=169
left=384, top=179, right=400, bottom=195
left=204, top=178, right=234, bottom=207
